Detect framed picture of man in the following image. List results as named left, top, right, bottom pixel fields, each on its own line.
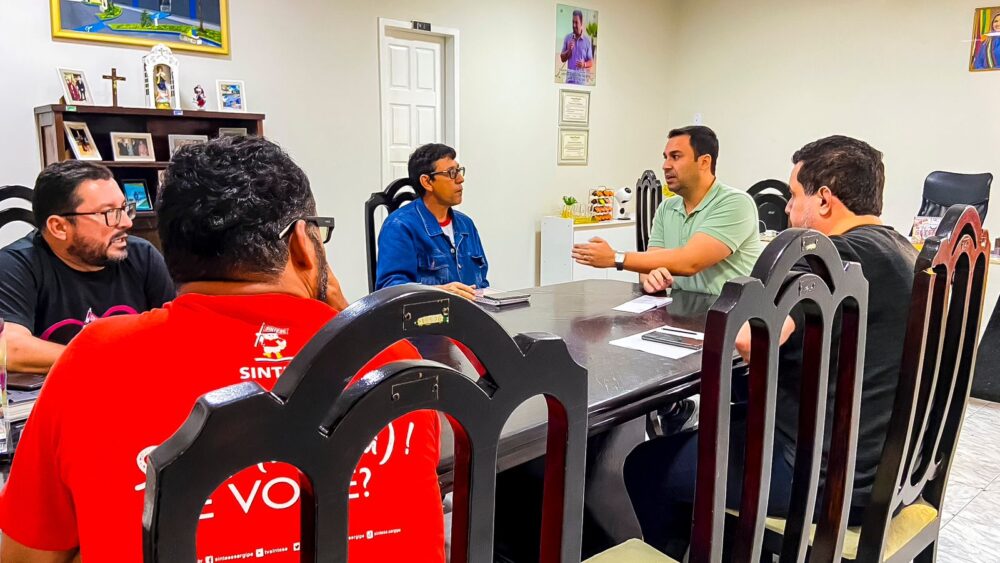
left=970, top=6, right=1000, bottom=71
left=554, top=4, right=598, bottom=87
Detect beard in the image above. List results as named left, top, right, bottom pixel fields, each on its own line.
left=68, top=233, right=128, bottom=268
left=310, top=235, right=329, bottom=303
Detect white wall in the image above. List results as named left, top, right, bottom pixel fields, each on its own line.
left=667, top=0, right=1000, bottom=237
left=0, top=0, right=676, bottom=300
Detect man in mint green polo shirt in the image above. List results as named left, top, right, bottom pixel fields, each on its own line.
left=572, top=125, right=762, bottom=294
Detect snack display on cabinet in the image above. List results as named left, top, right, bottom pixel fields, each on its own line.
left=590, top=188, right=614, bottom=221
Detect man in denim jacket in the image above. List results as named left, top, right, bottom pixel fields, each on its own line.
left=375, top=143, right=489, bottom=299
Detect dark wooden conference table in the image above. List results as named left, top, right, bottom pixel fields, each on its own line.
left=424, top=279, right=720, bottom=544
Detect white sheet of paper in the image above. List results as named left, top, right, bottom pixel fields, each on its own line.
left=609, top=326, right=700, bottom=359
left=613, top=295, right=673, bottom=313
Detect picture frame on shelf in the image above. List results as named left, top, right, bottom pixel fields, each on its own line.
left=216, top=79, right=246, bottom=112
left=142, top=44, right=181, bottom=110
left=110, top=132, right=156, bottom=162
left=63, top=121, right=101, bottom=160
left=559, top=89, right=590, bottom=126
left=121, top=180, right=153, bottom=212
left=57, top=68, right=93, bottom=106
left=218, top=127, right=248, bottom=137
left=168, top=134, right=209, bottom=155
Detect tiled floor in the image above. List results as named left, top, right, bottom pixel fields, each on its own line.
left=938, top=398, right=1000, bottom=562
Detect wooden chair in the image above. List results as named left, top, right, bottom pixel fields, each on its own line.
left=635, top=170, right=663, bottom=252
left=0, top=185, right=35, bottom=232
left=851, top=205, right=990, bottom=562
left=591, top=228, right=870, bottom=562
left=364, top=178, right=418, bottom=291
left=142, top=284, right=588, bottom=562
left=747, top=179, right=790, bottom=233
left=759, top=205, right=991, bottom=562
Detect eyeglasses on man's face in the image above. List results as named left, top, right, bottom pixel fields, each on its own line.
left=425, top=166, right=466, bottom=181
left=58, top=201, right=137, bottom=227
left=278, top=216, right=336, bottom=244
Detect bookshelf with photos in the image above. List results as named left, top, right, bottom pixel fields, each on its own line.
left=34, top=105, right=265, bottom=249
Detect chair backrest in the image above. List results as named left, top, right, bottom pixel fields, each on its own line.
left=971, top=296, right=1000, bottom=401
left=142, top=285, right=588, bottom=563
left=747, top=179, right=790, bottom=233
left=857, top=205, right=990, bottom=561
left=0, top=185, right=35, bottom=231
left=365, top=178, right=418, bottom=291
left=692, top=228, right=870, bottom=563
left=917, top=171, right=992, bottom=221
left=635, top=170, right=663, bottom=252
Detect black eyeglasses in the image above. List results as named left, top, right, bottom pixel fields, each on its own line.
left=59, top=201, right=137, bottom=227
left=278, top=216, right=335, bottom=244
left=425, top=166, right=466, bottom=181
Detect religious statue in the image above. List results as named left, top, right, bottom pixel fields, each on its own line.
left=142, top=44, right=180, bottom=110
left=193, top=85, right=207, bottom=110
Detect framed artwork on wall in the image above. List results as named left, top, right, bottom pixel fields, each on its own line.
left=50, top=0, right=230, bottom=55
left=970, top=6, right=1000, bottom=71
left=554, top=4, right=598, bottom=87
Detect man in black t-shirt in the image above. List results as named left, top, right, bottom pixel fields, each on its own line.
left=625, top=136, right=915, bottom=557
left=0, top=161, right=175, bottom=374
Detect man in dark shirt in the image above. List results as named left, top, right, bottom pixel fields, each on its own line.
left=625, top=135, right=915, bottom=556
left=0, top=161, right=175, bottom=373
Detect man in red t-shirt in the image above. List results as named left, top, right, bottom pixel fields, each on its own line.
left=0, top=137, right=446, bottom=562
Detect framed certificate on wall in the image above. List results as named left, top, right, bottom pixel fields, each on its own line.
left=558, top=128, right=589, bottom=165
left=559, top=89, right=591, bottom=126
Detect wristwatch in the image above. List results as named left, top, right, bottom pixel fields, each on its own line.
left=614, top=251, right=626, bottom=271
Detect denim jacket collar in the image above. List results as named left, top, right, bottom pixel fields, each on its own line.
left=414, top=198, right=472, bottom=239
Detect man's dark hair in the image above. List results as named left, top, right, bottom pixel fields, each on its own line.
left=32, top=160, right=113, bottom=226
left=791, top=135, right=884, bottom=216
left=408, top=143, right=457, bottom=197
left=157, top=136, right=317, bottom=284
left=668, top=125, right=720, bottom=174
left=573, top=9, right=583, bottom=20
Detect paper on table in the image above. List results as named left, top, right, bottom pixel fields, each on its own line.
left=613, top=295, right=673, bottom=313
left=609, top=326, right=700, bottom=359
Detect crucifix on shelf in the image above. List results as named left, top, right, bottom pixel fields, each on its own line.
left=102, top=67, right=126, bottom=107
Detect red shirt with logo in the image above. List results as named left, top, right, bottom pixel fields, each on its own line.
left=0, top=293, right=445, bottom=562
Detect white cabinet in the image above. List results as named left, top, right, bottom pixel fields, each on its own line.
left=541, top=217, right=638, bottom=285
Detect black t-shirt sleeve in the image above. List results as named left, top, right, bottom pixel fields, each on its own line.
left=142, top=243, right=176, bottom=307
left=0, top=249, right=39, bottom=332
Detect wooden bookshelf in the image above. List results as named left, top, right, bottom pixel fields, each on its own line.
left=35, top=104, right=266, bottom=248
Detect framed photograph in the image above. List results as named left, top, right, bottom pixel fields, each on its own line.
left=970, top=7, right=1000, bottom=71
left=218, top=127, right=249, bottom=137
left=558, top=128, right=589, bottom=165
left=216, top=80, right=247, bottom=112
left=168, top=134, right=209, bottom=155
left=559, top=89, right=590, bottom=126
left=121, top=180, right=153, bottom=212
left=554, top=4, right=598, bottom=87
left=143, top=45, right=181, bottom=110
left=63, top=121, right=101, bottom=161
left=50, top=0, right=230, bottom=56
left=57, top=68, right=93, bottom=105
left=110, top=132, right=156, bottom=162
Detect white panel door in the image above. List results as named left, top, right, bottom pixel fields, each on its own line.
left=381, top=31, right=444, bottom=185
